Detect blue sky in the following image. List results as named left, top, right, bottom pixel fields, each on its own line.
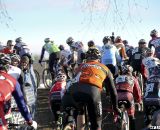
left=0, top=0, right=160, bottom=54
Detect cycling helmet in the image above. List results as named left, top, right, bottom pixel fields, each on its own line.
left=150, top=29, right=158, bottom=37
left=123, top=40, right=128, bottom=45
left=138, top=39, right=147, bottom=44
left=44, top=38, right=50, bottom=43
left=71, top=42, right=78, bottom=49
left=121, top=65, right=133, bottom=74
left=15, top=37, right=22, bottom=43
left=7, top=40, right=14, bottom=46
left=55, top=73, right=67, bottom=81
left=10, top=53, right=20, bottom=62
left=0, top=53, right=11, bottom=71
left=88, top=40, right=95, bottom=47
left=86, top=48, right=101, bottom=60
left=59, top=45, right=64, bottom=50
left=103, top=36, right=111, bottom=44
left=115, top=36, right=122, bottom=43
left=145, top=48, right=153, bottom=57
left=66, top=37, right=74, bottom=45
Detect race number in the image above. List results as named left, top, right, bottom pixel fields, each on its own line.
left=144, top=83, right=154, bottom=97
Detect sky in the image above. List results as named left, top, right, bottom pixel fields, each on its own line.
left=0, top=0, right=160, bottom=54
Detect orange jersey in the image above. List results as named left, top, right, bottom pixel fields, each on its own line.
left=115, top=42, right=128, bottom=59
left=77, top=61, right=110, bottom=90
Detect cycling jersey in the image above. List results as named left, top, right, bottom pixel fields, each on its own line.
left=115, top=75, right=142, bottom=103
left=8, top=65, right=21, bottom=80
left=101, top=44, right=121, bottom=66
left=0, top=47, right=14, bottom=54
left=142, top=56, right=160, bottom=79
left=0, top=71, right=32, bottom=129
left=115, top=42, right=128, bottom=59
left=148, top=37, right=160, bottom=59
left=130, top=47, right=150, bottom=72
left=75, top=61, right=111, bottom=90
left=43, top=42, right=60, bottom=54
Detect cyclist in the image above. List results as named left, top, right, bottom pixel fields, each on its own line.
left=114, top=36, right=128, bottom=60
left=148, top=29, right=160, bottom=59
left=8, top=53, right=21, bottom=80
left=0, top=40, right=14, bottom=54
left=141, top=49, right=160, bottom=80
left=115, top=64, right=142, bottom=130
left=129, top=39, right=150, bottom=75
left=62, top=47, right=120, bottom=130
left=87, top=40, right=96, bottom=49
left=123, top=40, right=134, bottom=58
left=10, top=53, right=20, bottom=67
left=14, top=37, right=24, bottom=55
left=49, top=72, right=67, bottom=125
left=73, top=41, right=85, bottom=65
left=101, top=36, right=122, bottom=76
left=20, top=56, right=37, bottom=119
left=66, top=37, right=74, bottom=49
left=143, top=57, right=160, bottom=128
left=0, top=53, right=37, bottom=130
left=59, top=45, right=71, bottom=79
left=101, top=36, right=111, bottom=53
left=39, top=38, right=60, bottom=79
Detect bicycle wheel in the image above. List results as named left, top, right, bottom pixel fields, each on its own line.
left=33, top=69, right=40, bottom=88
left=42, top=68, right=52, bottom=88
left=120, top=111, right=129, bottom=130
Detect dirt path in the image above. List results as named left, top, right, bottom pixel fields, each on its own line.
left=35, top=88, right=145, bottom=130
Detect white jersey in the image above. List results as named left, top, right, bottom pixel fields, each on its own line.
left=142, top=56, right=160, bottom=78
left=8, top=65, right=21, bottom=79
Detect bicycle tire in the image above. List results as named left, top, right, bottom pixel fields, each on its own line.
left=42, top=68, right=52, bottom=88
left=33, top=69, right=40, bottom=88
left=120, top=111, right=129, bottom=130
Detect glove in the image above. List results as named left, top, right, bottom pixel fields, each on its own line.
left=31, top=121, right=37, bottom=130
left=39, top=60, right=41, bottom=64
left=27, top=120, right=37, bottom=130
left=114, top=107, right=121, bottom=115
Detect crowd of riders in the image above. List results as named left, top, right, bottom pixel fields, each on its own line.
left=0, top=37, right=37, bottom=130
left=0, top=28, right=160, bottom=130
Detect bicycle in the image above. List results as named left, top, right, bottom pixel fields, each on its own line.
left=116, top=100, right=130, bottom=130
left=53, top=110, right=66, bottom=130
left=33, top=69, right=40, bottom=88
left=6, top=108, right=35, bottom=130
left=52, top=106, right=76, bottom=130
left=8, top=123, right=35, bottom=130
left=63, top=107, right=77, bottom=130
left=41, top=60, right=52, bottom=88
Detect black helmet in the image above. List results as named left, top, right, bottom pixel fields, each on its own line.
left=66, top=37, right=74, bottom=46
left=138, top=39, right=147, bottom=45
left=88, top=40, right=95, bottom=47
left=15, top=37, right=22, bottom=43
left=0, top=53, right=11, bottom=71
left=150, top=29, right=158, bottom=37
left=44, top=38, right=50, bottom=43
left=103, top=36, right=111, bottom=44
left=123, top=40, right=128, bottom=45
left=86, top=48, right=101, bottom=60
left=59, top=45, right=64, bottom=50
